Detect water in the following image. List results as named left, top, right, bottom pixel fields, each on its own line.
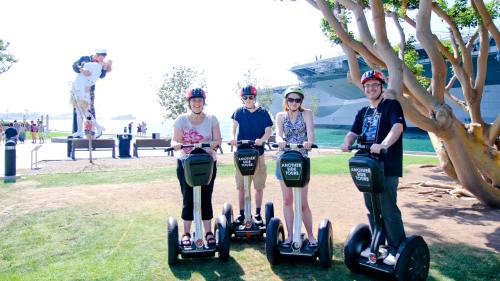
left=48, top=119, right=434, bottom=152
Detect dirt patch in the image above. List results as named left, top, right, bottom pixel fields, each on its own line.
left=3, top=153, right=499, bottom=253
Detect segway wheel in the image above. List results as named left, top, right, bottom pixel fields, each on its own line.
left=265, top=217, right=284, bottom=265
left=265, top=202, right=274, bottom=229
left=394, top=236, right=430, bottom=281
left=317, top=219, right=333, bottom=268
left=216, top=215, right=231, bottom=262
left=167, top=217, right=179, bottom=265
left=222, top=202, right=233, bottom=231
left=344, top=224, right=371, bottom=273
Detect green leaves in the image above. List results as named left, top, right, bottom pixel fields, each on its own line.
left=157, top=66, right=207, bottom=120
left=0, top=39, right=17, bottom=75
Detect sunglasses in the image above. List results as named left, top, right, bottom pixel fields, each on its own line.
left=363, top=83, right=382, bottom=89
left=287, top=97, right=302, bottom=103
left=242, top=95, right=255, bottom=100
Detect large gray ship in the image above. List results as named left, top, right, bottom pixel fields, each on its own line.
left=268, top=38, right=499, bottom=128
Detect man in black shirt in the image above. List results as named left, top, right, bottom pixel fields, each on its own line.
left=5, top=123, right=18, bottom=143
left=340, top=70, right=406, bottom=266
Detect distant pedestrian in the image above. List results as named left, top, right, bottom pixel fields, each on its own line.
left=5, top=123, right=18, bottom=143
left=18, top=123, right=26, bottom=144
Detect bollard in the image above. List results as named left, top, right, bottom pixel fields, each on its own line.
left=67, top=136, right=74, bottom=158
left=4, top=140, right=16, bottom=182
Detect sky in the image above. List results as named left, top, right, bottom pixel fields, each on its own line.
left=0, top=0, right=343, bottom=120
left=2, top=0, right=488, bottom=121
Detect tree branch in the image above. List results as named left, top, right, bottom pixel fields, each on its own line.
left=489, top=114, right=500, bottom=145
left=444, top=75, right=468, bottom=112
left=432, top=2, right=473, bottom=77
left=339, top=0, right=379, bottom=58
left=466, top=30, right=480, bottom=50
left=341, top=43, right=362, bottom=90
left=449, top=30, right=461, bottom=60
left=394, top=92, right=439, bottom=132
left=417, top=1, right=447, bottom=104
left=402, top=14, right=457, bottom=64
left=389, top=11, right=406, bottom=60
left=471, top=0, right=500, bottom=50
left=474, top=25, right=489, bottom=97
left=316, top=0, right=385, bottom=67
left=371, top=0, right=403, bottom=94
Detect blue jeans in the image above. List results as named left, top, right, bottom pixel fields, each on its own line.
left=363, top=176, right=406, bottom=254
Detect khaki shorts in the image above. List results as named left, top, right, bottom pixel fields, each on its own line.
left=235, top=154, right=267, bottom=190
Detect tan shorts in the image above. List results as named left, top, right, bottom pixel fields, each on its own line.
left=235, top=154, right=267, bottom=190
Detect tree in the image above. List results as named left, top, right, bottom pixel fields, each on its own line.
left=301, top=0, right=500, bottom=207
left=157, top=66, right=207, bottom=120
left=0, top=39, right=17, bottom=75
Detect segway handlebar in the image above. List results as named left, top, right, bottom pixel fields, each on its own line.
left=165, top=143, right=214, bottom=152
left=227, top=140, right=262, bottom=146
left=271, top=143, right=318, bottom=149
left=349, top=144, right=387, bottom=155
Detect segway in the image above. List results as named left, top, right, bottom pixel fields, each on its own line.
left=265, top=143, right=333, bottom=268
left=222, top=140, right=274, bottom=239
left=166, top=143, right=231, bottom=265
left=344, top=143, right=430, bottom=280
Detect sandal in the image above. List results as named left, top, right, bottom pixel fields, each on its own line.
left=281, top=239, right=292, bottom=248
left=181, top=233, right=191, bottom=246
left=308, top=240, right=318, bottom=248
left=205, top=232, right=216, bottom=247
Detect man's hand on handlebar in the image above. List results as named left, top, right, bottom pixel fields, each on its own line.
left=370, top=143, right=387, bottom=154
left=230, top=139, right=238, bottom=146
left=172, top=144, right=182, bottom=151
left=340, top=143, right=350, bottom=152
left=254, top=138, right=264, bottom=146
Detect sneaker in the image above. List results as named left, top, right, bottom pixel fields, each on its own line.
left=383, top=253, right=397, bottom=266
left=360, top=247, right=371, bottom=258
left=378, top=246, right=389, bottom=259
left=254, top=214, right=263, bottom=226
left=235, top=214, right=244, bottom=224
left=72, top=132, right=84, bottom=138
left=95, top=126, right=105, bottom=139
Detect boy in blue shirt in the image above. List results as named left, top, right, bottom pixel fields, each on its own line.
left=230, top=85, right=273, bottom=225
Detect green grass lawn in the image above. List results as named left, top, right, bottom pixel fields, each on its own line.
left=1, top=154, right=497, bottom=281
left=0, top=200, right=497, bottom=281
left=18, top=154, right=439, bottom=189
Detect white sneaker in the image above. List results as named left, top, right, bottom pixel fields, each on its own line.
left=95, top=126, right=104, bottom=139
left=72, top=132, right=84, bottom=138
left=383, top=253, right=397, bottom=266
left=360, top=247, right=371, bottom=258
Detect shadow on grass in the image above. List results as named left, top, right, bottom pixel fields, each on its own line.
left=486, top=227, right=500, bottom=252
left=267, top=240, right=499, bottom=281
left=427, top=242, right=499, bottom=281
left=169, top=256, right=245, bottom=281
left=402, top=202, right=500, bottom=226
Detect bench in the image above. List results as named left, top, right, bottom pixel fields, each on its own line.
left=72, top=139, right=116, bottom=160
left=133, top=138, right=171, bottom=157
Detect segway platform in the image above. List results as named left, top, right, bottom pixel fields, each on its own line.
left=266, top=144, right=333, bottom=268
left=344, top=144, right=429, bottom=280
left=223, top=141, right=274, bottom=240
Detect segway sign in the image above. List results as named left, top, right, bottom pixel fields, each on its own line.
left=350, top=167, right=372, bottom=188
left=238, top=156, right=256, bottom=168
left=281, top=162, right=302, bottom=181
